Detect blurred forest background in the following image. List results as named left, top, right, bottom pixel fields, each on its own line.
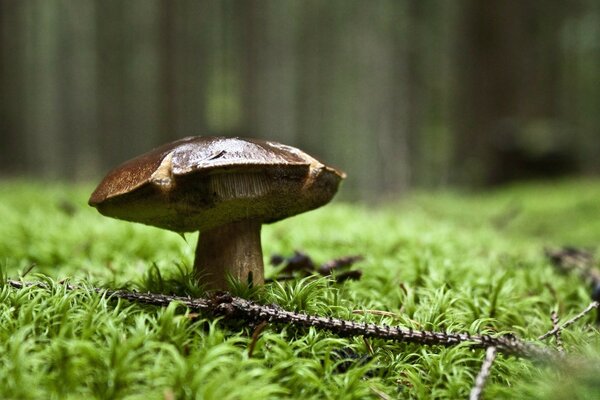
left=0, top=0, right=599, bottom=199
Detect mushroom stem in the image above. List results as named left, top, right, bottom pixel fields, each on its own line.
left=194, top=220, right=264, bottom=291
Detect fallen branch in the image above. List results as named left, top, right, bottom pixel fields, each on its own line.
left=469, top=346, right=497, bottom=400
left=6, top=279, right=556, bottom=360
left=550, top=310, right=564, bottom=352
left=538, top=301, right=599, bottom=341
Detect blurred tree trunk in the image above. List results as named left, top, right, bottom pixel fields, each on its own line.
left=562, top=0, right=600, bottom=174
left=409, top=0, right=460, bottom=187
left=348, top=0, right=412, bottom=197
left=199, top=0, right=243, bottom=134
left=1, top=0, right=598, bottom=194
left=454, top=0, right=524, bottom=185
left=0, top=1, right=27, bottom=175
left=60, top=0, right=99, bottom=179
left=159, top=0, right=209, bottom=141
left=23, top=0, right=63, bottom=178
left=159, top=0, right=177, bottom=141
left=238, top=0, right=299, bottom=143
left=124, top=1, right=161, bottom=155
left=454, top=0, right=574, bottom=185
left=295, top=0, right=328, bottom=152
left=95, top=0, right=129, bottom=170
left=96, top=0, right=161, bottom=171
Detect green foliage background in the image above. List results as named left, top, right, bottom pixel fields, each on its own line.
left=1, top=180, right=599, bottom=399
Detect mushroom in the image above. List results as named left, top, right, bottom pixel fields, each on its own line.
left=89, top=136, right=345, bottom=291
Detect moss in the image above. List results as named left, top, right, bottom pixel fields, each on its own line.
left=0, top=179, right=599, bottom=398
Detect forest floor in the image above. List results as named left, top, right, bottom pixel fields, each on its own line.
left=1, top=179, right=600, bottom=399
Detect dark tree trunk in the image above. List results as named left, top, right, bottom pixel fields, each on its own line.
left=0, top=1, right=27, bottom=175
left=454, top=0, right=576, bottom=186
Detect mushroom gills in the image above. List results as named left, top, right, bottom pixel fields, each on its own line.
left=209, top=172, right=270, bottom=200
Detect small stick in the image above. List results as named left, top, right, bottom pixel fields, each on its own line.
left=538, top=301, right=600, bottom=340
left=363, top=337, right=374, bottom=355
left=550, top=310, right=564, bottom=352
left=21, top=263, right=37, bottom=278
left=469, top=346, right=497, bottom=400
left=248, top=321, right=268, bottom=357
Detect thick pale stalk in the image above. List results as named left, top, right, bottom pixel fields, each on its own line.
left=194, top=220, right=264, bottom=291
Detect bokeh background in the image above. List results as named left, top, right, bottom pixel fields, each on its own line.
left=1, top=0, right=599, bottom=199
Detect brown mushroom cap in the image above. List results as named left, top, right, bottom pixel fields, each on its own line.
left=89, top=136, right=345, bottom=232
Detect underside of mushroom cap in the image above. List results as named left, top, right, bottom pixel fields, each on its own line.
left=89, top=136, right=345, bottom=232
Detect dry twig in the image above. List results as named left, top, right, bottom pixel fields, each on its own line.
left=363, top=337, right=374, bottom=355
left=539, top=301, right=600, bottom=340
left=469, top=346, right=497, bottom=400
left=550, top=310, right=564, bottom=352
left=20, top=263, right=37, bottom=278
left=248, top=321, right=268, bottom=357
